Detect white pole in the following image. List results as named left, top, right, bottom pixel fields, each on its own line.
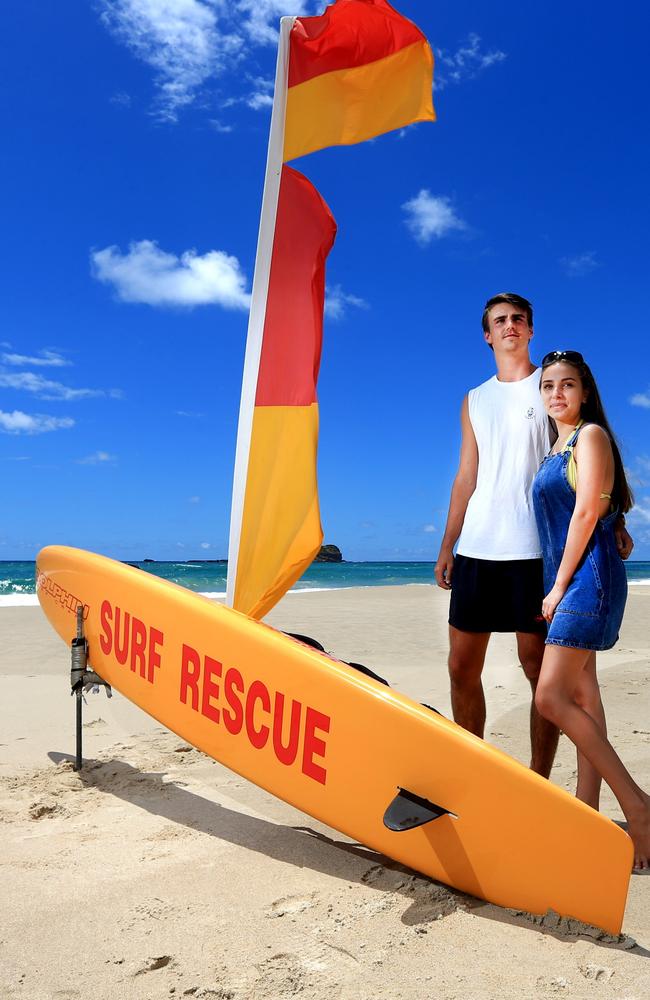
left=226, top=17, right=295, bottom=608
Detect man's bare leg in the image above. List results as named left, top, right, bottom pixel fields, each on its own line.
left=516, top=631, right=560, bottom=778
left=448, top=626, right=491, bottom=738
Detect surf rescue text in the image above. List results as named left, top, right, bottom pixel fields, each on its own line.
left=98, top=599, right=330, bottom=785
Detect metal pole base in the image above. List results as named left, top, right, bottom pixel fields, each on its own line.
left=70, top=605, right=111, bottom=771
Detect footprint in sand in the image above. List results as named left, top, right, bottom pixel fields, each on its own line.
left=134, top=954, right=173, bottom=976
left=252, top=953, right=311, bottom=998
left=579, top=963, right=614, bottom=981
left=147, top=823, right=192, bottom=843
left=29, top=800, right=67, bottom=820
left=536, top=975, right=569, bottom=991
left=361, top=864, right=407, bottom=890
left=253, top=943, right=360, bottom=997
left=265, top=893, right=317, bottom=918
left=360, top=867, right=466, bottom=924
left=183, top=988, right=235, bottom=999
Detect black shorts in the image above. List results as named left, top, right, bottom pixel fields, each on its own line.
left=448, top=554, right=546, bottom=634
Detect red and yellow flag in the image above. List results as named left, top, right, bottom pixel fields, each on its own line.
left=285, top=0, right=435, bottom=161
left=228, top=2, right=434, bottom=618
left=233, top=166, right=336, bottom=619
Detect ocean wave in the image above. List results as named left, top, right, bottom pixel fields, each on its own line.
left=286, top=582, right=433, bottom=594
left=0, top=577, right=646, bottom=608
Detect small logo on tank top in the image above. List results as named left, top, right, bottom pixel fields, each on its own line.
left=525, top=407, right=535, bottom=419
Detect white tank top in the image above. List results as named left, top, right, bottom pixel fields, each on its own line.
left=457, top=368, right=550, bottom=560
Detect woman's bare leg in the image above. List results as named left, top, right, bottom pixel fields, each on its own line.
left=574, top=652, right=606, bottom=810
left=536, top=644, right=650, bottom=870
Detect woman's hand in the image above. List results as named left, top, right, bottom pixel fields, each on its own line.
left=542, top=584, right=566, bottom=622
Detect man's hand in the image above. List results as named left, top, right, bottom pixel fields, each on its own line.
left=615, top=522, right=634, bottom=560
left=435, top=549, right=454, bottom=590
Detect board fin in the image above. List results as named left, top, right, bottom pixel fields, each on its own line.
left=383, top=787, right=452, bottom=832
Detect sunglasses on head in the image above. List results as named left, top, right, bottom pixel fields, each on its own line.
left=541, top=350, right=585, bottom=367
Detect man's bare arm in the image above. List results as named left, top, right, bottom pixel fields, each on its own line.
left=614, top=518, right=634, bottom=560
left=434, top=396, right=478, bottom=590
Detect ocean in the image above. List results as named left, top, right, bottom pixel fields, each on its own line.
left=2, top=559, right=650, bottom=606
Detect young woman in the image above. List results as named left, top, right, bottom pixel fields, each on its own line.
left=532, top=350, right=650, bottom=870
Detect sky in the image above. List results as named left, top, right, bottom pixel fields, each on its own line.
left=1, top=0, right=649, bottom=562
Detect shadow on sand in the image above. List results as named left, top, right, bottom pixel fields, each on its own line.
left=47, top=750, right=648, bottom=957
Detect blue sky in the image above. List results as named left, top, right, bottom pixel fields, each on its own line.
left=1, top=0, right=649, bottom=562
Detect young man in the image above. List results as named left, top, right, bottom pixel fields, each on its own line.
left=435, top=293, right=632, bottom=777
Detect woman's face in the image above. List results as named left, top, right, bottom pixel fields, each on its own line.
left=540, top=361, right=588, bottom=424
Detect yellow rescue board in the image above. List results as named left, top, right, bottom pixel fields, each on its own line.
left=36, top=545, right=632, bottom=933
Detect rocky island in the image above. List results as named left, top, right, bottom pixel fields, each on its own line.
left=314, top=544, right=343, bottom=563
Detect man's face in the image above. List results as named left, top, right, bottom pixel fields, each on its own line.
left=484, top=303, right=533, bottom=354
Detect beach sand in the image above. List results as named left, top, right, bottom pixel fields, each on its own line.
left=1, top=584, right=649, bottom=999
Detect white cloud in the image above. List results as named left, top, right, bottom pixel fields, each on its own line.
left=77, top=451, right=117, bottom=465
left=208, top=118, right=233, bottom=133
left=423, top=524, right=436, bottom=533
left=630, top=390, right=650, bottom=409
left=626, top=456, right=650, bottom=488
left=110, top=90, right=132, bottom=107
left=91, top=239, right=251, bottom=309
left=628, top=500, right=650, bottom=525
left=200, top=541, right=211, bottom=549
left=247, top=91, right=273, bottom=110
left=324, top=285, right=369, bottom=321
left=560, top=251, right=599, bottom=277
left=0, top=370, right=119, bottom=401
left=0, top=410, right=75, bottom=435
left=626, top=479, right=650, bottom=545
left=246, top=75, right=273, bottom=95
left=402, top=190, right=466, bottom=245
left=216, top=75, right=275, bottom=115
left=1, top=350, right=71, bottom=367
left=237, top=1, right=312, bottom=46
left=98, top=2, right=318, bottom=121
left=435, top=33, right=506, bottom=90
left=189, top=495, right=201, bottom=503
left=99, top=1, right=243, bottom=122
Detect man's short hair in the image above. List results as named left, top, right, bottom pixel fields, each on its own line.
left=482, top=292, right=533, bottom=332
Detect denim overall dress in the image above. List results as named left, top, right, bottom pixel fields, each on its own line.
left=532, top=425, right=627, bottom=650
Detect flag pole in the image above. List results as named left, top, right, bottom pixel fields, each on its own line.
left=226, top=17, right=295, bottom=609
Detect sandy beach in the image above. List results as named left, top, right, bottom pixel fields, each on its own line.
left=1, top=583, right=649, bottom=999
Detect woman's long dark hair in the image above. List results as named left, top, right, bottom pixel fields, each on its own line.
left=542, top=356, right=634, bottom=513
